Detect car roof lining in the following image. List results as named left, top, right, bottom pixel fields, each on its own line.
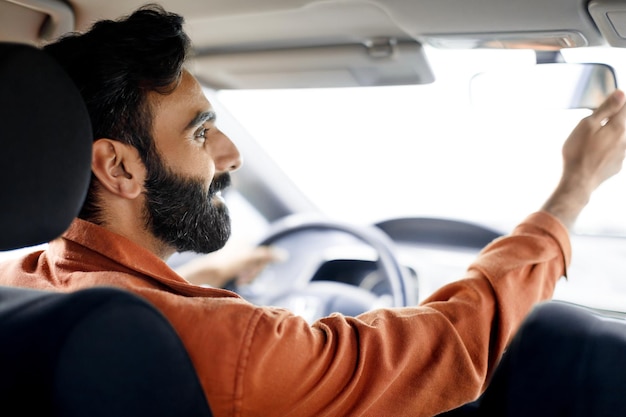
left=1, top=0, right=608, bottom=47
left=0, top=0, right=614, bottom=89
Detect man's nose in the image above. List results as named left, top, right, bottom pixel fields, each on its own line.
left=215, top=130, right=242, bottom=172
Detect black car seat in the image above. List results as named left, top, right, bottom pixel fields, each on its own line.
left=0, top=42, right=212, bottom=417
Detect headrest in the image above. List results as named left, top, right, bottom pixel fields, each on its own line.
left=0, top=43, right=92, bottom=250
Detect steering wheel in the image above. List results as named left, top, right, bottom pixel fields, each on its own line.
left=232, top=214, right=417, bottom=322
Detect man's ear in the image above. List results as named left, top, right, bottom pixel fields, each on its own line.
left=91, top=138, right=145, bottom=199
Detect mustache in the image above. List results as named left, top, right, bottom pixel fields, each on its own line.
left=209, top=173, right=232, bottom=195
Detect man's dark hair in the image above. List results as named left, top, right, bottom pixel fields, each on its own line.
left=44, top=4, right=191, bottom=224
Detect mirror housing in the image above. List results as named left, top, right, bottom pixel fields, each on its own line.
left=470, top=63, right=617, bottom=110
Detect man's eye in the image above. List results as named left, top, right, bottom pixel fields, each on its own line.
left=194, top=127, right=208, bottom=141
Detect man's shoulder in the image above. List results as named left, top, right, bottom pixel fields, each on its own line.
left=0, top=249, right=52, bottom=289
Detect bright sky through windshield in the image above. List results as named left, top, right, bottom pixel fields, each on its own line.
left=218, top=46, right=626, bottom=236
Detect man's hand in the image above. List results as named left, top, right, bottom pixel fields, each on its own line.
left=176, top=245, right=288, bottom=288
left=542, top=89, right=626, bottom=229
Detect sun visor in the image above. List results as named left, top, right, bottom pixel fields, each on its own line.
left=0, top=0, right=74, bottom=45
left=190, top=40, right=435, bottom=89
left=589, top=0, right=626, bottom=47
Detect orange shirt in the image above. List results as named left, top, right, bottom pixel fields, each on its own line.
left=0, top=212, right=569, bottom=417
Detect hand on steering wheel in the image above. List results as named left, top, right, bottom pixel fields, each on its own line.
left=232, top=214, right=417, bottom=322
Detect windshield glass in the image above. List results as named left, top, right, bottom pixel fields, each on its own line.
left=218, top=46, right=626, bottom=236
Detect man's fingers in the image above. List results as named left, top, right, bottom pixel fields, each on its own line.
left=591, top=89, right=626, bottom=125
left=253, top=246, right=289, bottom=264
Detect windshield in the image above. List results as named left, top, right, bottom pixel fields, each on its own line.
left=218, top=46, right=626, bottom=236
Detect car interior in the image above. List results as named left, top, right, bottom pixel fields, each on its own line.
left=0, top=41, right=213, bottom=416
left=2, top=0, right=626, bottom=413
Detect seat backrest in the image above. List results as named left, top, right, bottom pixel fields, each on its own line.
left=0, top=285, right=213, bottom=417
left=0, top=42, right=91, bottom=250
left=0, top=42, right=212, bottom=416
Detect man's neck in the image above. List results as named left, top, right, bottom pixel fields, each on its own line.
left=100, top=199, right=176, bottom=261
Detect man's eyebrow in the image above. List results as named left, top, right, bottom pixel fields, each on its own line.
left=184, top=110, right=216, bottom=131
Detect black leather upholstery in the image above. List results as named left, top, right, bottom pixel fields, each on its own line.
left=0, top=42, right=212, bottom=416
left=0, top=286, right=212, bottom=417
left=0, top=42, right=92, bottom=250
left=438, top=302, right=626, bottom=417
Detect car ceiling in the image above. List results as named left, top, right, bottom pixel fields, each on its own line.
left=2, top=0, right=626, bottom=88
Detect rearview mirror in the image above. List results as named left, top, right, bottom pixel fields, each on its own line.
left=470, top=63, right=617, bottom=110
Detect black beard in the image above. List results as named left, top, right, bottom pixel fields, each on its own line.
left=143, top=158, right=231, bottom=254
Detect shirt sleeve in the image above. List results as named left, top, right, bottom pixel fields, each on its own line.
left=217, top=211, right=571, bottom=417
